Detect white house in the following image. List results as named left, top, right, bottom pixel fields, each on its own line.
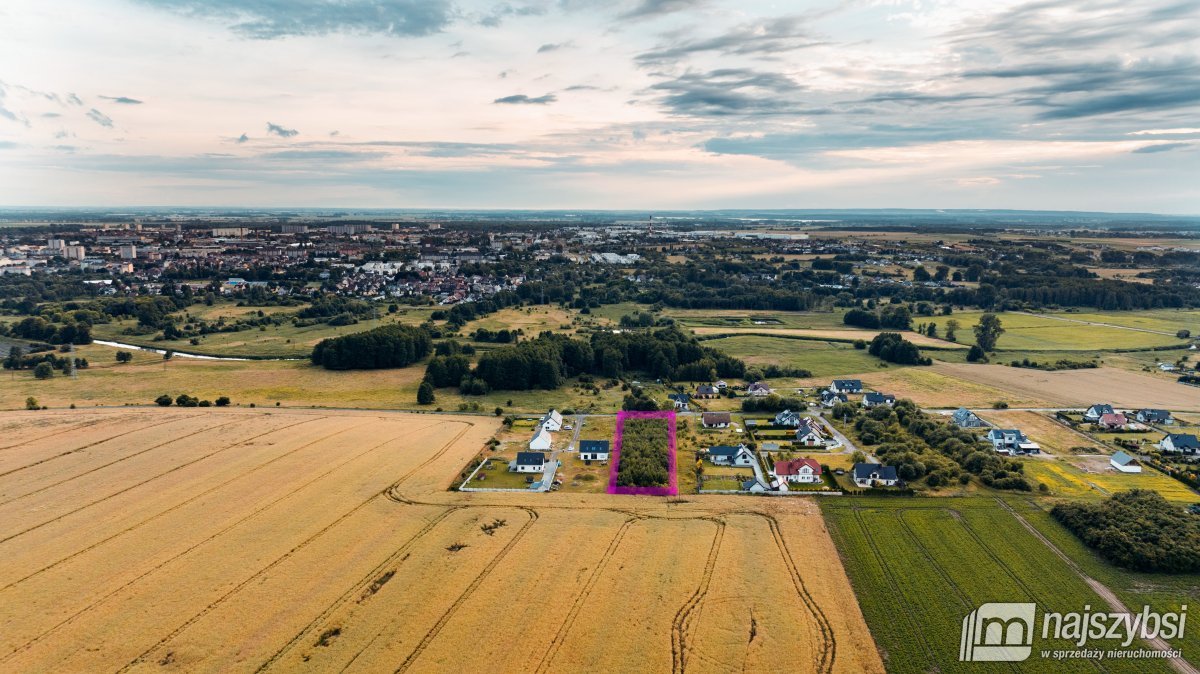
left=1083, top=404, right=1115, bottom=422
left=511, top=452, right=546, bottom=473
left=667, top=393, right=691, bottom=410
left=852, top=463, right=899, bottom=488
left=952, top=407, right=987, bottom=428
left=829, top=379, right=863, bottom=394
left=540, top=409, right=564, bottom=432
left=1136, top=409, right=1173, bottom=425
left=794, top=420, right=826, bottom=447
left=707, top=444, right=755, bottom=467
left=1110, top=451, right=1142, bottom=473
left=578, top=440, right=610, bottom=461
left=1160, top=433, right=1200, bottom=455
left=773, top=409, right=803, bottom=427
left=702, top=412, right=731, bottom=429
left=747, top=382, right=771, bottom=397
left=775, top=458, right=823, bottom=484
left=529, top=427, right=552, bottom=451
left=821, top=390, right=849, bottom=408
left=862, top=392, right=896, bottom=408
left=987, top=429, right=1040, bottom=454
left=741, top=477, right=769, bottom=493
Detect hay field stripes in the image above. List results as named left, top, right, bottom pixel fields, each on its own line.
left=0, top=411, right=869, bottom=673
left=0, top=412, right=145, bottom=452
left=0, top=416, right=458, bottom=669
left=0, top=412, right=190, bottom=479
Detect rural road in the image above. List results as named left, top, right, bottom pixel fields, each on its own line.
left=996, top=499, right=1199, bottom=674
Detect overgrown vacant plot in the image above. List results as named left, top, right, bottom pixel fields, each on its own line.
left=821, top=499, right=1188, bottom=674
left=932, top=363, right=1200, bottom=410
left=1021, top=459, right=1196, bottom=502
left=974, top=411, right=1105, bottom=455
left=0, top=408, right=878, bottom=673
left=854, top=366, right=1054, bottom=408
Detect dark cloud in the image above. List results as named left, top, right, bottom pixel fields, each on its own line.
left=537, top=42, right=568, bottom=53
left=619, top=0, right=707, bottom=20
left=647, top=69, right=806, bottom=116
left=636, top=16, right=821, bottom=65
left=236, top=133, right=250, bottom=143
left=87, top=108, right=114, bottom=128
left=565, top=84, right=602, bottom=91
left=266, top=122, right=298, bottom=138
left=141, top=0, right=453, bottom=39
left=1133, top=142, right=1192, bottom=153
left=100, top=95, right=144, bottom=105
left=66, top=93, right=83, bottom=106
left=493, top=93, right=557, bottom=104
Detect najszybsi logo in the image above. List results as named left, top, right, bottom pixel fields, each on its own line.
left=961, top=603, right=1036, bottom=662
left=960, top=603, right=1188, bottom=662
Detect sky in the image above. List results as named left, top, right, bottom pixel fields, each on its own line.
left=1, top=0, right=1198, bottom=212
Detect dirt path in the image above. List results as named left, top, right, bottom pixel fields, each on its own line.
left=1011, top=311, right=1179, bottom=337
left=996, top=499, right=1198, bottom=674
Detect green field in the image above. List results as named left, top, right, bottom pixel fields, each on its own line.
left=924, top=311, right=1189, bottom=351
left=702, top=334, right=895, bottom=377
left=1022, top=458, right=1198, bottom=502
left=664, top=307, right=850, bottom=330
left=822, top=498, right=1186, bottom=673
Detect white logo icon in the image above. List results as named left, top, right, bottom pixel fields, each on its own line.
left=961, top=603, right=1036, bottom=662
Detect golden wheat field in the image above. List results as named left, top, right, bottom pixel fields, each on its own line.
left=0, top=408, right=880, bottom=674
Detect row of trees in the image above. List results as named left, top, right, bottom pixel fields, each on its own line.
left=843, top=306, right=913, bottom=330
left=311, top=324, right=433, bottom=370
left=154, top=394, right=231, bottom=407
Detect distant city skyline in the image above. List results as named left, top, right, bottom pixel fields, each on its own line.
left=1, top=0, right=1199, bottom=212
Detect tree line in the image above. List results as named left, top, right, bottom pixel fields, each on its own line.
left=1052, top=490, right=1200, bottom=573
left=311, top=324, right=433, bottom=370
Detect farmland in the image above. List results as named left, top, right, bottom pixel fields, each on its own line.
left=0, top=408, right=880, bottom=673
left=822, top=498, right=1190, bottom=673
left=922, top=311, right=1191, bottom=351
left=1021, top=459, right=1197, bottom=501
left=703, top=335, right=895, bottom=378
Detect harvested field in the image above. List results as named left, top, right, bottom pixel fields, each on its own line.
left=931, top=363, right=1200, bottom=411
left=974, top=411, right=1105, bottom=455
left=854, top=367, right=1053, bottom=408
left=0, top=408, right=878, bottom=673
left=691, top=327, right=963, bottom=349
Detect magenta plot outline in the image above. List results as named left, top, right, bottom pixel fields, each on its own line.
left=607, top=410, right=678, bottom=496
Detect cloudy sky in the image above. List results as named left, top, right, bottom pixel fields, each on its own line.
left=1, top=0, right=1198, bottom=212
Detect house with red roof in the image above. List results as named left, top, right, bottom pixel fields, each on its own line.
left=774, top=458, right=823, bottom=484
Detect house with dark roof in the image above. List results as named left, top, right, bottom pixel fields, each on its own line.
left=773, top=409, right=803, bottom=427
left=1084, top=404, right=1115, bottom=422
left=578, top=440, right=610, bottom=461
left=1136, top=409, right=1173, bottom=425
left=1160, top=433, right=1200, bottom=455
left=987, top=429, right=1040, bottom=454
left=775, top=458, right=823, bottom=484
left=863, top=392, right=896, bottom=408
left=696, top=384, right=719, bottom=399
left=702, top=412, right=731, bottom=428
left=706, top=444, right=755, bottom=467
left=952, top=407, right=987, bottom=428
left=747, top=381, right=771, bottom=397
left=830, top=379, right=863, bottom=394
left=511, top=452, right=546, bottom=473
left=852, top=463, right=898, bottom=488
left=820, top=390, right=849, bottom=408
left=795, top=419, right=826, bottom=447
left=667, top=393, right=690, bottom=411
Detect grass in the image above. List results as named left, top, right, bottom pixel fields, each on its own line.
left=702, top=335, right=895, bottom=378
left=975, top=411, right=1105, bottom=455
left=463, top=458, right=539, bottom=489
left=923, top=311, right=1189, bottom=351
left=1022, top=458, right=1197, bottom=501
left=664, top=307, right=850, bottom=330
left=699, top=477, right=744, bottom=491
left=822, top=498, right=1176, bottom=673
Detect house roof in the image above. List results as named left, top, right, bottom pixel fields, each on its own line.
left=708, top=444, right=745, bottom=457
left=579, top=440, right=610, bottom=453
left=747, top=381, right=770, bottom=390
left=988, top=428, right=1026, bottom=439
left=515, top=452, right=546, bottom=466
left=852, top=463, right=898, bottom=481
left=864, top=392, right=895, bottom=403
left=796, top=420, right=824, bottom=436
left=668, top=393, right=690, bottom=402
left=702, top=412, right=732, bottom=424
left=1139, top=409, right=1171, bottom=420
left=1111, top=450, right=1135, bottom=466
left=697, top=385, right=718, bottom=394
left=775, top=458, right=822, bottom=476
left=1166, top=433, right=1200, bottom=449
left=1099, top=413, right=1127, bottom=426
left=832, top=379, right=862, bottom=388
left=1088, top=404, right=1115, bottom=415
left=821, top=390, right=848, bottom=401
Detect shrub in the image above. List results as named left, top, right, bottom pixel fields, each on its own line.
left=25, top=396, right=39, bottom=410
left=115, top=350, right=134, bottom=363
left=33, top=362, right=54, bottom=379
left=215, top=396, right=231, bottom=407
left=155, top=394, right=173, bottom=407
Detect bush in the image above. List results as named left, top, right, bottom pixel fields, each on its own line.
left=967, top=344, right=987, bottom=362
left=215, top=396, right=231, bottom=407
left=25, top=396, right=39, bottom=411
left=33, top=362, right=54, bottom=379
left=1052, top=490, right=1200, bottom=573
left=115, top=350, right=134, bottom=363
left=155, top=394, right=173, bottom=407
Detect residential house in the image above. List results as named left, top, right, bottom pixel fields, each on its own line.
left=952, top=407, right=987, bottom=428
left=529, top=427, right=552, bottom=451
left=511, top=452, right=546, bottom=473
left=1098, top=412, right=1129, bottom=430
left=695, top=384, right=719, bottom=399
left=863, top=392, right=896, bottom=408
left=667, top=393, right=691, bottom=411
left=773, top=409, right=803, bottom=427
left=578, top=440, right=610, bottom=461
left=829, top=379, right=863, bottom=394
left=1110, top=451, right=1142, bottom=473
left=987, top=429, right=1041, bottom=454
left=1132, top=407, right=1171, bottom=422
left=540, top=409, right=564, bottom=432
left=821, top=390, right=849, bottom=408
left=1084, top=404, right=1115, bottom=422
left=741, top=477, right=769, bottom=493
left=775, top=458, right=823, bottom=484
left=715, top=380, right=728, bottom=390
left=1160, top=433, right=1200, bottom=455
left=701, top=412, right=731, bottom=429
left=852, top=463, right=899, bottom=488
left=707, top=444, right=755, bottom=467
left=747, top=382, right=771, bottom=397
left=795, top=420, right=827, bottom=447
